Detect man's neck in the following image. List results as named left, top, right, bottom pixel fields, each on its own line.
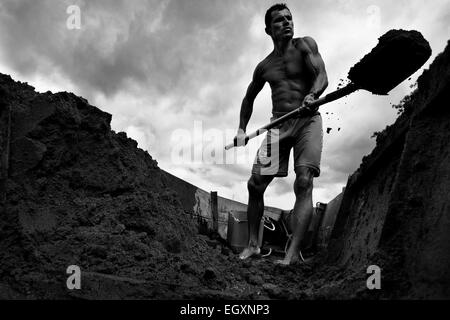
left=273, top=37, right=292, bottom=56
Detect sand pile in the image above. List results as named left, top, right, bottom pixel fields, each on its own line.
left=0, top=75, right=228, bottom=299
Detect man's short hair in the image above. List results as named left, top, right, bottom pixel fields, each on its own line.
left=265, top=3, right=291, bottom=29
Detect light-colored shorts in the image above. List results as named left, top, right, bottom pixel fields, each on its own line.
left=252, top=112, right=323, bottom=177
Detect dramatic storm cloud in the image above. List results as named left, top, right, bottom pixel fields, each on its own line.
left=0, top=0, right=449, bottom=209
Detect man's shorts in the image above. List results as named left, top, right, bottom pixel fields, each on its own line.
left=252, top=112, right=323, bottom=177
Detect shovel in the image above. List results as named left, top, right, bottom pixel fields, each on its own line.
left=225, top=29, right=431, bottom=150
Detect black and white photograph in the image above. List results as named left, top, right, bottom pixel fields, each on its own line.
left=0, top=0, right=449, bottom=309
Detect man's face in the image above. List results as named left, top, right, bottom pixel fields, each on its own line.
left=267, top=9, right=294, bottom=41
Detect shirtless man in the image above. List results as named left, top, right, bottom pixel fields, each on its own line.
left=234, top=3, right=328, bottom=265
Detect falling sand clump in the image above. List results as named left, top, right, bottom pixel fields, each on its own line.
left=348, top=29, right=432, bottom=95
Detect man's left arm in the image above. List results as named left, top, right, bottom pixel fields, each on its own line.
left=302, top=36, right=328, bottom=107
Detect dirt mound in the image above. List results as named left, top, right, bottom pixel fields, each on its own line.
left=0, top=74, right=199, bottom=298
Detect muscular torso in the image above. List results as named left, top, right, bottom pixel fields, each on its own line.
left=259, top=38, right=313, bottom=114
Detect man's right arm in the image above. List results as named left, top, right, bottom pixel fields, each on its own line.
left=238, top=65, right=266, bottom=133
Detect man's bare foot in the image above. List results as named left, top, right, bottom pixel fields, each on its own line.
left=274, top=251, right=304, bottom=266
left=274, top=256, right=301, bottom=266
left=239, top=246, right=261, bottom=260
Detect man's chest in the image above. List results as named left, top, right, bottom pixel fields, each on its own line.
left=263, top=50, right=307, bottom=83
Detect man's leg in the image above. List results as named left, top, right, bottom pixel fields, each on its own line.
left=275, top=167, right=314, bottom=265
left=239, top=174, right=274, bottom=260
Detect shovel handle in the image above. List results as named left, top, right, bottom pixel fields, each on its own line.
left=225, top=83, right=359, bottom=150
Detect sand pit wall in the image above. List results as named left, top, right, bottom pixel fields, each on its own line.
left=326, top=41, right=450, bottom=298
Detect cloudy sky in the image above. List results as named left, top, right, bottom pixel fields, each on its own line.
left=0, top=0, right=449, bottom=210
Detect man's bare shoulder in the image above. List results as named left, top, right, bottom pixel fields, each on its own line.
left=258, top=53, right=274, bottom=69
left=254, top=53, right=274, bottom=76
left=294, top=36, right=319, bottom=53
